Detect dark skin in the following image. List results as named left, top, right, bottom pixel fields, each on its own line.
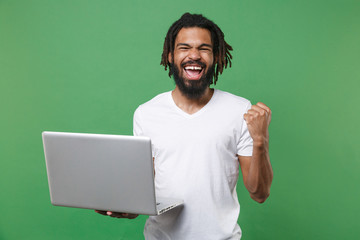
left=171, top=27, right=272, bottom=203
left=94, top=210, right=138, bottom=219
left=95, top=27, right=273, bottom=219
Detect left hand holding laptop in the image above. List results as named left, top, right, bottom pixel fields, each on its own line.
left=95, top=210, right=139, bottom=219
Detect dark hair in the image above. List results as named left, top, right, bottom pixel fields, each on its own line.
left=161, top=13, right=233, bottom=85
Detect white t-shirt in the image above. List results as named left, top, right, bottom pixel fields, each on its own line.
left=133, top=89, right=253, bottom=240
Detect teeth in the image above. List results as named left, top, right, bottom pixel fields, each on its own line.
left=185, top=66, right=202, bottom=70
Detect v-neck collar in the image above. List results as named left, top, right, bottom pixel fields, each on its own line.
left=168, top=89, right=218, bottom=119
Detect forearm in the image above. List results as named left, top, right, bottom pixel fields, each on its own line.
left=245, top=140, right=273, bottom=203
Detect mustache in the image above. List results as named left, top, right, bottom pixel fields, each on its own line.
left=180, top=60, right=206, bottom=68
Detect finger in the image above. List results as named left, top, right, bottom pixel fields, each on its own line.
left=256, top=102, right=271, bottom=114
left=128, top=214, right=139, bottom=219
left=95, top=210, right=108, bottom=216
left=243, top=113, right=253, bottom=123
left=107, top=212, right=127, bottom=218
left=108, top=212, right=138, bottom=219
left=251, top=105, right=268, bottom=116
left=246, top=109, right=259, bottom=116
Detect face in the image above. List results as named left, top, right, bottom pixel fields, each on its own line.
left=169, top=27, right=215, bottom=99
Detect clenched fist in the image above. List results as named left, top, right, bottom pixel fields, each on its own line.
left=243, top=102, right=271, bottom=145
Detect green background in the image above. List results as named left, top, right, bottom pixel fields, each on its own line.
left=1, top=0, right=359, bottom=239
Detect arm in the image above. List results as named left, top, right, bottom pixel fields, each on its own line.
left=239, top=102, right=273, bottom=203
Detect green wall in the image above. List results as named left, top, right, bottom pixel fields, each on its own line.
left=1, top=0, right=359, bottom=239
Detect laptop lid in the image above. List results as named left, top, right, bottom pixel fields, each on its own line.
left=42, top=131, right=159, bottom=215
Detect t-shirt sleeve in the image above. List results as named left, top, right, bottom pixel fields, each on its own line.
left=133, top=106, right=144, bottom=136
left=236, top=101, right=253, bottom=156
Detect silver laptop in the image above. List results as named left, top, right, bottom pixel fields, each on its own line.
left=42, top=131, right=183, bottom=215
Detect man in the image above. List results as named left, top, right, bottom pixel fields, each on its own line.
left=96, top=13, right=273, bottom=239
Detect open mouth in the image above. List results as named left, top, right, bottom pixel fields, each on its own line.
left=183, top=64, right=205, bottom=80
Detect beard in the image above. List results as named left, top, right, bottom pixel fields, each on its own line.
left=171, top=61, right=215, bottom=100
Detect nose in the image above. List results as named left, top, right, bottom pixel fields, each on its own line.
left=188, top=48, right=201, bottom=60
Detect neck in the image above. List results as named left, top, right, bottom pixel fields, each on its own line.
left=172, top=86, right=214, bottom=115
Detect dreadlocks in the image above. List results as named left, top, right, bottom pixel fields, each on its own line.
left=160, top=13, right=233, bottom=85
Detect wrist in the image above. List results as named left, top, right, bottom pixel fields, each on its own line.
left=252, top=137, right=269, bottom=148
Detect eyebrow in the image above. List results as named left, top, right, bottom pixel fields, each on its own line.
left=176, top=43, right=213, bottom=48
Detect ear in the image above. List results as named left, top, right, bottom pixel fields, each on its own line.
left=168, top=52, right=172, bottom=63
